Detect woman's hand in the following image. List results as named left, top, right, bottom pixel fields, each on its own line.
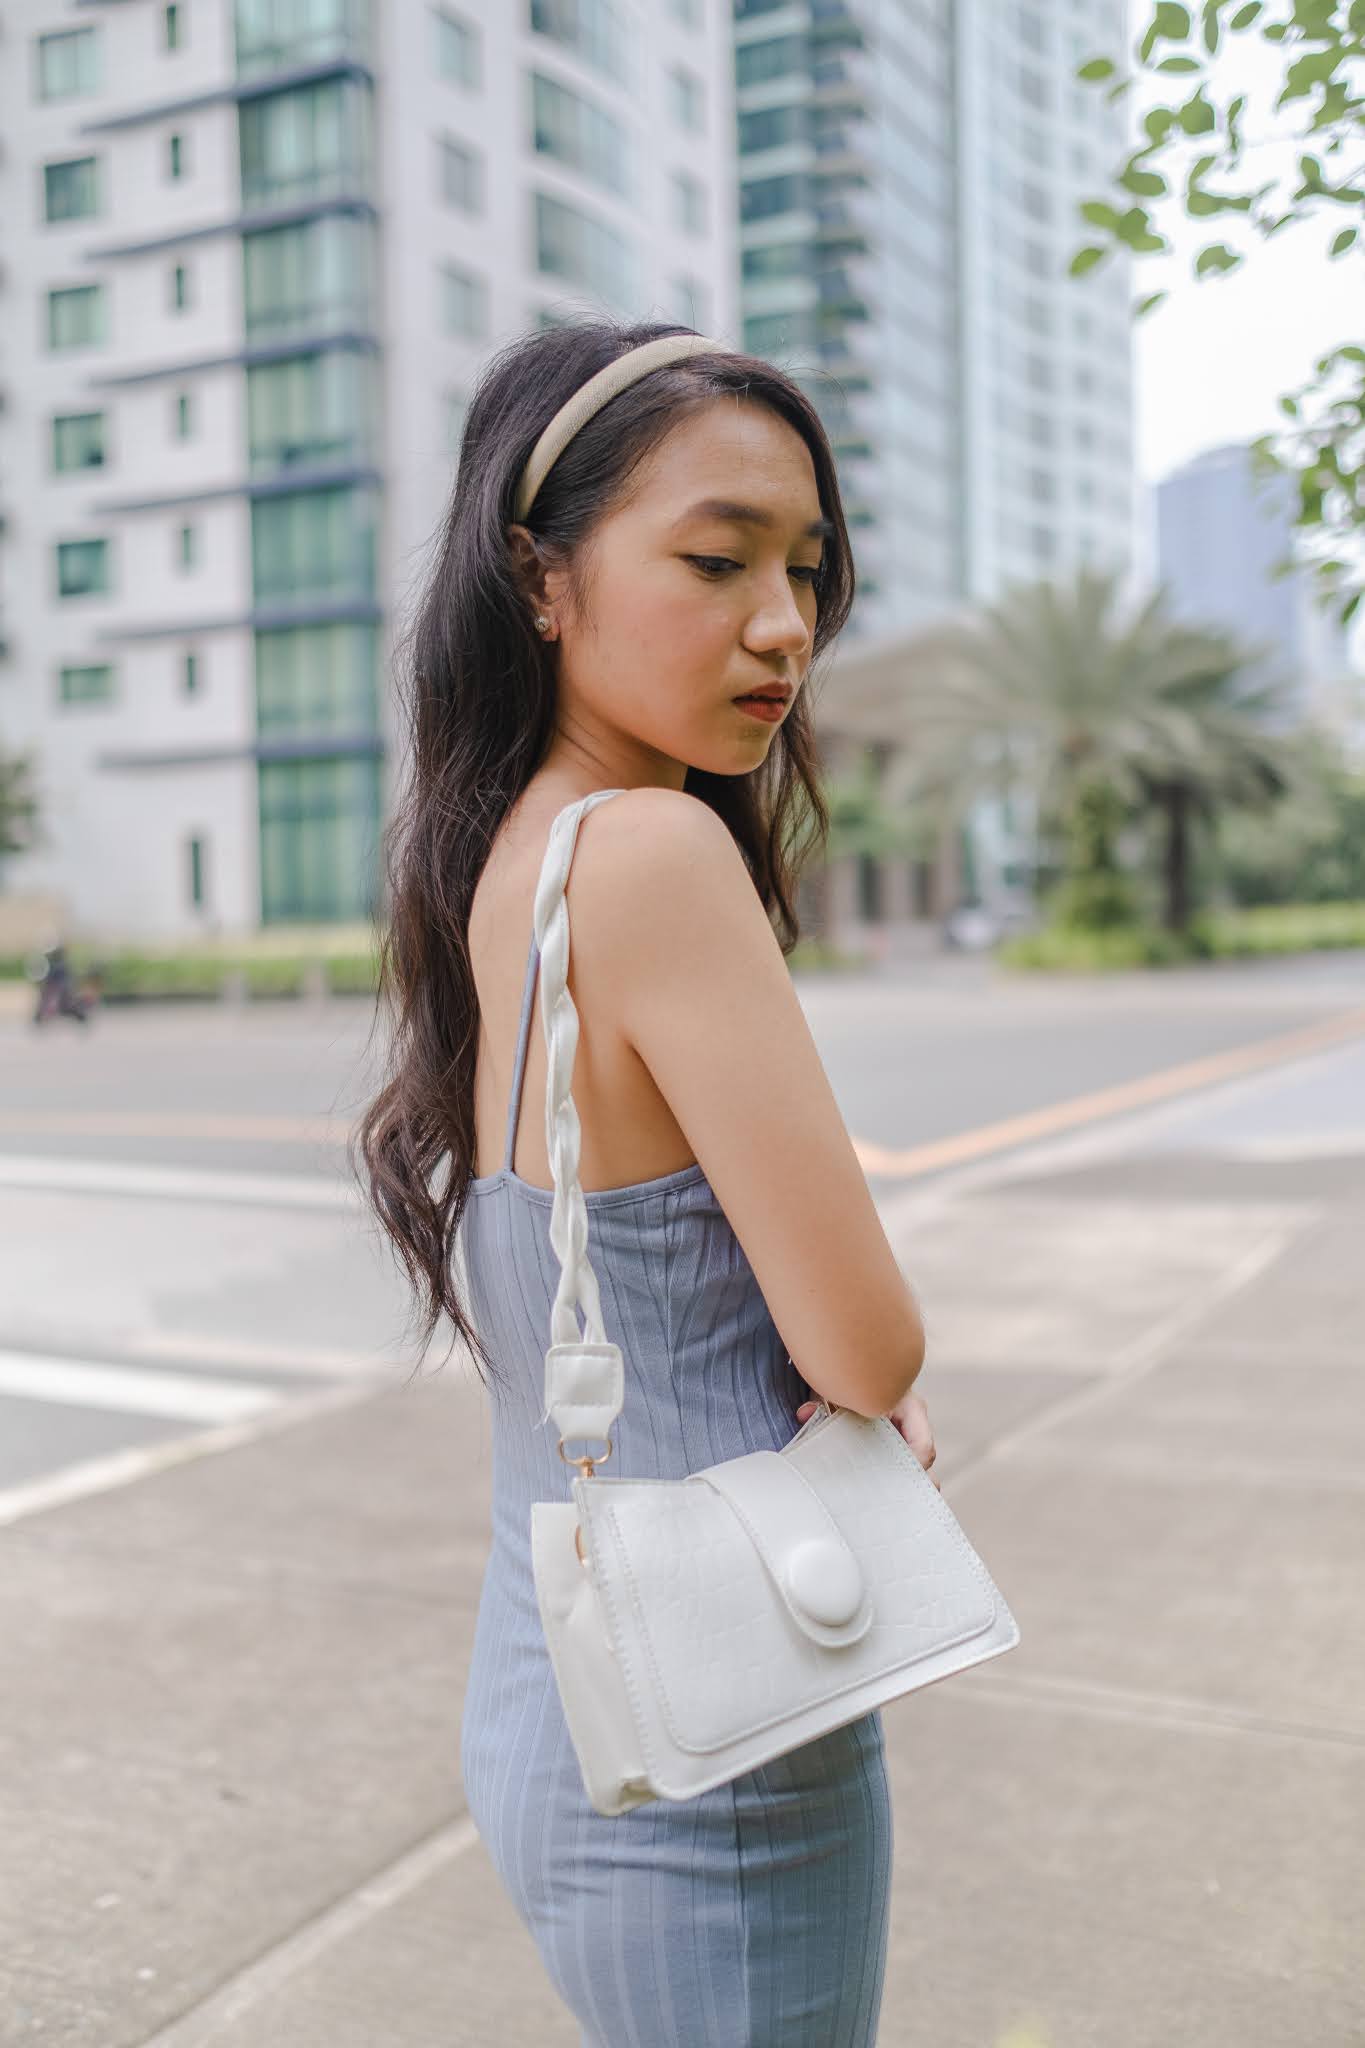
left=795, top=1390, right=939, bottom=1491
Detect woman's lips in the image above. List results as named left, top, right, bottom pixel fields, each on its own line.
left=734, top=695, right=786, bottom=722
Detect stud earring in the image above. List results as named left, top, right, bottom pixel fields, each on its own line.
left=535, top=615, right=550, bottom=634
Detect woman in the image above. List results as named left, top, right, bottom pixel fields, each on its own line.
left=355, top=320, right=935, bottom=2045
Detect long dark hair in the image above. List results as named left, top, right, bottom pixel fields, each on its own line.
left=351, top=318, right=857, bottom=1381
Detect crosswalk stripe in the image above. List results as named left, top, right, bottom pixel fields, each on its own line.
left=0, top=1349, right=281, bottom=1424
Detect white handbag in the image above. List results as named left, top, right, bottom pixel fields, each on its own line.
left=528, top=790, right=1021, bottom=1816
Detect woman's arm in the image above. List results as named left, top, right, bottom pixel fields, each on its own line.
left=572, top=787, right=926, bottom=1420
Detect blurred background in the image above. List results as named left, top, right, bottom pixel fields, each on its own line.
left=1, top=3, right=1363, bottom=2045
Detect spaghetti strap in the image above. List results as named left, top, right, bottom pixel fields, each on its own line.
left=502, top=927, right=540, bottom=1174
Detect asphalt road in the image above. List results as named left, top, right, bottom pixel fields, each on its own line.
left=2, top=948, right=1362, bottom=1501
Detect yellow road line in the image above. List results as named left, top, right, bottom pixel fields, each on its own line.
left=851, top=1004, right=1365, bottom=1181
left=3, top=1006, right=1365, bottom=1173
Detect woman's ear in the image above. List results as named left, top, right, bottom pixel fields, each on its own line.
left=506, top=523, right=568, bottom=637
left=504, top=523, right=547, bottom=606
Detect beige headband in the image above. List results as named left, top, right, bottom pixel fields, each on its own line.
left=513, top=333, right=730, bottom=525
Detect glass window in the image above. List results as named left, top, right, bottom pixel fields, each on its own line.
left=247, top=350, right=375, bottom=469
left=735, top=35, right=804, bottom=88
left=742, top=311, right=811, bottom=356
left=56, top=538, right=110, bottom=598
left=258, top=755, right=382, bottom=923
left=668, top=64, right=704, bottom=132
left=255, top=622, right=378, bottom=735
left=239, top=76, right=372, bottom=208
left=44, top=157, right=100, bottom=224
left=251, top=486, right=377, bottom=604
left=165, top=4, right=183, bottom=50
left=242, top=214, right=375, bottom=339
left=739, top=105, right=802, bottom=154
left=178, top=523, right=197, bottom=569
left=183, top=649, right=201, bottom=695
left=440, top=263, right=488, bottom=339
left=52, top=412, right=106, bottom=472
left=175, top=390, right=194, bottom=438
left=533, top=190, right=634, bottom=309
left=187, top=835, right=208, bottom=909
left=36, top=27, right=100, bottom=101
left=236, top=0, right=370, bottom=73
left=741, top=241, right=807, bottom=281
left=530, top=73, right=629, bottom=196
left=434, top=6, right=480, bottom=86
left=171, top=262, right=191, bottom=310
left=529, top=0, right=629, bottom=85
left=59, top=664, right=115, bottom=705
left=438, top=135, right=482, bottom=211
left=169, top=132, right=186, bottom=179
left=671, top=169, right=706, bottom=235
left=740, top=173, right=806, bottom=222
left=47, top=284, right=105, bottom=350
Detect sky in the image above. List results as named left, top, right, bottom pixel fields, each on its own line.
left=1116, top=2, right=1361, bottom=483
left=1117, top=6, right=1362, bottom=652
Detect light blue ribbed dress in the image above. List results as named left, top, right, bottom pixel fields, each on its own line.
left=457, top=844, right=893, bottom=2046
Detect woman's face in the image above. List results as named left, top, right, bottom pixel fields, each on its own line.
left=521, top=398, right=829, bottom=790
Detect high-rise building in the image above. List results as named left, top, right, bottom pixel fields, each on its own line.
left=734, top=0, right=1136, bottom=638
left=731, top=0, right=1137, bottom=925
left=1156, top=442, right=1357, bottom=732
left=0, top=0, right=739, bottom=937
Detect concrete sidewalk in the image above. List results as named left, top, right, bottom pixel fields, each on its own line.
left=3, top=1126, right=1363, bottom=2046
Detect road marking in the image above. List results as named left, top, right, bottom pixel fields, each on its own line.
left=0, top=1152, right=356, bottom=1211
left=0, top=1348, right=281, bottom=1424
left=0, top=1108, right=345, bottom=1143
left=139, top=1815, right=483, bottom=2047
left=853, top=1003, right=1365, bottom=1179
left=0, top=1376, right=405, bottom=1531
left=129, top=1329, right=387, bottom=1379
left=956, top=1669, right=1365, bottom=1750
left=942, top=1218, right=1304, bottom=1493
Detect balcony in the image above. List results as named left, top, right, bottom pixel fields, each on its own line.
left=240, top=158, right=370, bottom=213
left=235, top=0, right=370, bottom=81
left=809, top=49, right=874, bottom=112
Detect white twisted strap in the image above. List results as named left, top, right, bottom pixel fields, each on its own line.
left=532, top=789, right=630, bottom=1457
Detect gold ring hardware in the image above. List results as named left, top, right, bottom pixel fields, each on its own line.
left=573, top=1523, right=588, bottom=1566
left=557, top=1434, right=613, bottom=1478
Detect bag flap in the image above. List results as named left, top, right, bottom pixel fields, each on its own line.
left=574, top=1416, right=1000, bottom=1758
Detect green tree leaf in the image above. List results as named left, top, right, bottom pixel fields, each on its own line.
left=1080, top=199, right=1123, bottom=229
left=1077, top=56, right=1116, bottom=80
left=1330, top=226, right=1359, bottom=254
left=1069, top=245, right=1109, bottom=277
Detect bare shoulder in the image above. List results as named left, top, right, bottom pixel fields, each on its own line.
left=570, top=786, right=760, bottom=941
left=577, top=785, right=741, bottom=869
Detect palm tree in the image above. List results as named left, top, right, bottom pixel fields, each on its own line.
left=883, top=568, right=1297, bottom=934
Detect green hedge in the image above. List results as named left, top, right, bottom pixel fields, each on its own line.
left=1002, top=901, right=1365, bottom=973
left=2, top=935, right=865, bottom=999
left=1, top=945, right=382, bottom=1000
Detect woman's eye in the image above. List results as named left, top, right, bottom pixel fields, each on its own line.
left=687, top=556, right=820, bottom=584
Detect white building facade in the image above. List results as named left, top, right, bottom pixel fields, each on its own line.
left=0, top=0, right=740, bottom=939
